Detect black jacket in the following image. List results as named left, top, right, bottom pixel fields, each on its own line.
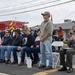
left=68, top=40, right=75, bottom=49
left=11, top=35, right=22, bottom=46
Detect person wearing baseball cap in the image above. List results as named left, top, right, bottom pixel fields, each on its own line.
left=0, top=30, right=12, bottom=63
left=41, top=11, right=50, bottom=17
left=14, top=29, right=21, bottom=34
left=12, top=26, right=34, bottom=66
left=39, top=11, right=53, bottom=70
left=23, top=27, right=30, bottom=31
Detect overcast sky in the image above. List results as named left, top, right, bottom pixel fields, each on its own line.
left=0, top=0, right=75, bottom=27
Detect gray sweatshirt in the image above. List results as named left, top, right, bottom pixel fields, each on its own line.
left=40, top=20, right=53, bottom=41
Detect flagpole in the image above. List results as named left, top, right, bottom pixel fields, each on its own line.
left=51, top=14, right=53, bottom=22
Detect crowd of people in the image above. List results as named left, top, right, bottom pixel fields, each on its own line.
left=0, top=11, right=75, bottom=73
left=0, top=27, right=40, bottom=65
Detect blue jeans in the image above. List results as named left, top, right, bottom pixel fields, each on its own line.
left=40, top=39, right=53, bottom=66
left=26, top=47, right=40, bottom=61
left=12, top=47, right=19, bottom=62
left=32, top=47, right=40, bottom=61
left=20, top=47, right=27, bottom=62
left=21, top=46, right=33, bottom=62
left=6, top=46, right=17, bottom=60
left=25, top=47, right=34, bottom=60
left=13, top=47, right=28, bottom=62
left=1, top=46, right=7, bottom=59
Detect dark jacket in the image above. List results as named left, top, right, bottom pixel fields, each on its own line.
left=2, top=36, right=12, bottom=46
left=11, top=35, right=22, bottom=46
left=34, top=41, right=40, bottom=47
left=68, top=40, right=75, bottom=49
left=22, top=34, right=34, bottom=47
left=33, top=36, right=40, bottom=47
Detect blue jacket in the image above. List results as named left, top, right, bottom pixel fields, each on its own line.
left=2, top=36, right=12, bottom=46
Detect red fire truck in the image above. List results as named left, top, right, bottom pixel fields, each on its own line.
left=0, top=20, right=25, bottom=30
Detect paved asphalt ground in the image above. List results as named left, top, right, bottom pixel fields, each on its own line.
left=0, top=63, right=42, bottom=75
left=0, top=56, right=75, bottom=75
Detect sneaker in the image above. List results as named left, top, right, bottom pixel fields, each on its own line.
left=67, top=68, right=73, bottom=73
left=45, top=66, right=53, bottom=70
left=58, top=67, right=67, bottom=71
left=38, top=65, right=46, bottom=69
left=18, top=62, right=24, bottom=66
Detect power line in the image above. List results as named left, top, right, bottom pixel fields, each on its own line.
left=0, top=0, right=36, bottom=9
left=0, top=0, right=74, bottom=16
left=57, top=10, right=75, bottom=22
left=0, top=0, right=59, bottom=12
left=0, top=0, right=60, bottom=13
left=0, top=0, right=50, bottom=10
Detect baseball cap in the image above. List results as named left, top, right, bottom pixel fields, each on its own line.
left=14, top=29, right=20, bottom=34
left=41, top=11, right=50, bottom=17
left=36, top=29, right=40, bottom=32
left=23, top=26, right=30, bottom=31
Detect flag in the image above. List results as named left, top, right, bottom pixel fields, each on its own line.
left=9, top=21, right=15, bottom=32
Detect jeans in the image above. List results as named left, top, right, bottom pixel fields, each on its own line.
left=13, top=48, right=18, bottom=62
left=21, top=47, right=39, bottom=62
left=20, top=47, right=27, bottom=62
left=13, top=47, right=28, bottom=62
left=6, top=46, right=17, bottom=60
left=40, top=39, right=53, bottom=66
left=1, top=46, right=7, bottom=59
left=26, top=47, right=40, bottom=61
left=32, top=47, right=40, bottom=61
left=26, top=47, right=35, bottom=60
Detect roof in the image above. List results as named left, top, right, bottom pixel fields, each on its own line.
left=54, top=22, right=75, bottom=30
